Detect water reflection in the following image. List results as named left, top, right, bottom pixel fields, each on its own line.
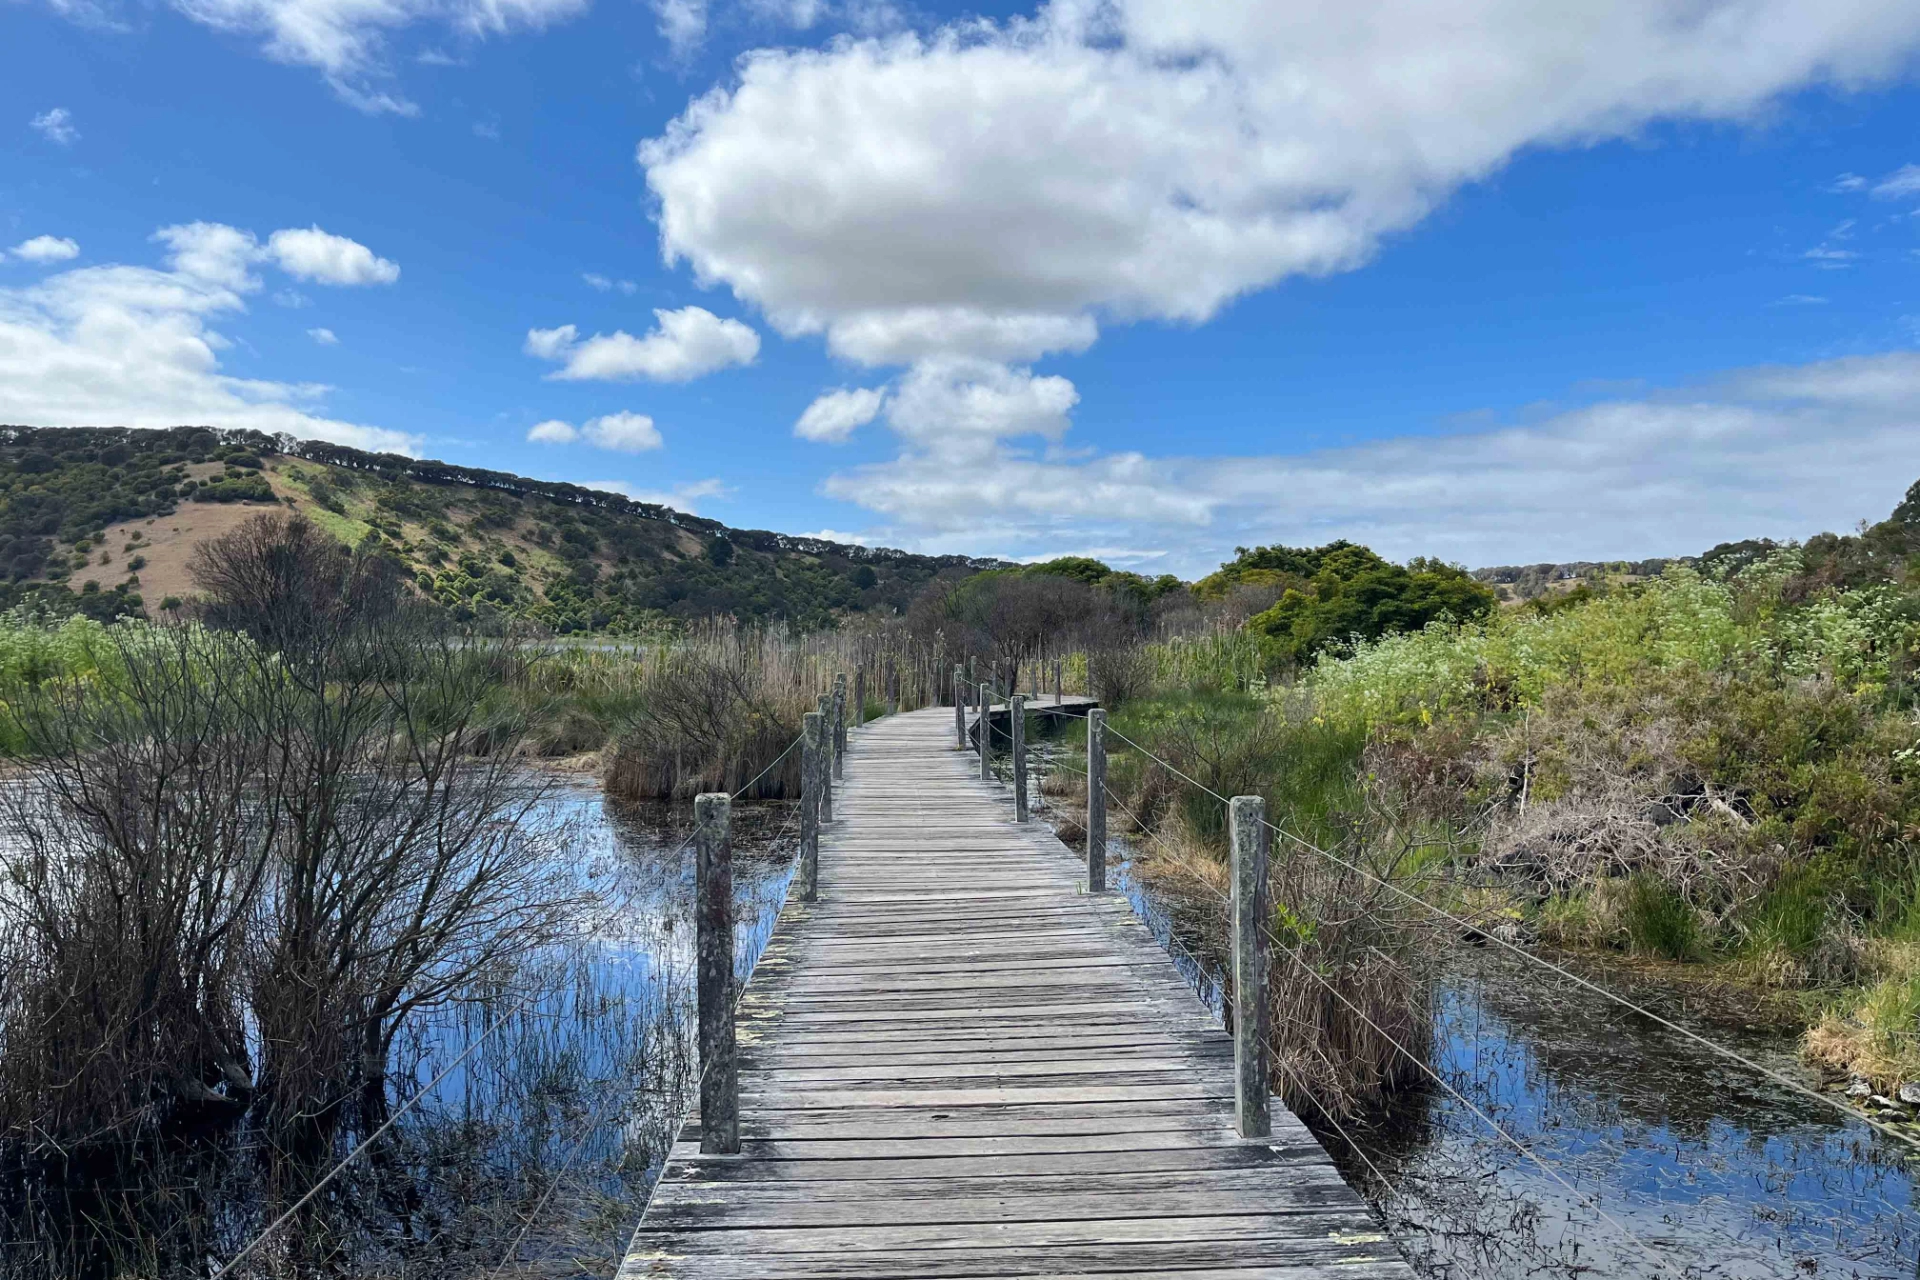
left=398, top=777, right=799, bottom=1274
left=1016, top=744, right=1919, bottom=1280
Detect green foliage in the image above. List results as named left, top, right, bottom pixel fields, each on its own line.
left=1025, top=556, right=1184, bottom=604
left=1242, top=542, right=1496, bottom=669
left=1625, top=873, right=1699, bottom=961
left=1111, top=691, right=1368, bottom=853
left=193, top=473, right=276, bottom=503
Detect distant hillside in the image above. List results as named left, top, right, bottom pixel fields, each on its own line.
left=0, top=426, right=1002, bottom=631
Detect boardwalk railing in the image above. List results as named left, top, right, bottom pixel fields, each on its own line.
left=621, top=676, right=1407, bottom=1279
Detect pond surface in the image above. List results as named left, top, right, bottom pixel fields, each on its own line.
left=1014, top=755, right=1920, bottom=1280
left=330, top=757, right=1920, bottom=1278
left=340, top=776, right=804, bottom=1277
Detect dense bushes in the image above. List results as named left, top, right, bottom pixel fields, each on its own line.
left=1196, top=541, right=1497, bottom=668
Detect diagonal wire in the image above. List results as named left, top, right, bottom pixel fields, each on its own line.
left=1098, top=721, right=1920, bottom=1155
left=1094, top=777, right=1669, bottom=1274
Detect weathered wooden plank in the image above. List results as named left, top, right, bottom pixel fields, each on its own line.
left=619, top=706, right=1409, bottom=1279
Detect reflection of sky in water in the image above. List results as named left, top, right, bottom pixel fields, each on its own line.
left=1360, top=961, right=1919, bottom=1279
left=397, top=776, right=799, bottom=1211
left=1020, top=744, right=1917, bottom=1280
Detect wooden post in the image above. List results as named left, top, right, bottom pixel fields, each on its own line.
left=816, top=693, right=833, bottom=823
left=1055, top=658, right=1063, bottom=706
left=854, top=669, right=866, bottom=728
left=886, top=658, right=898, bottom=716
left=798, top=712, right=822, bottom=902
left=1086, top=708, right=1106, bottom=892
left=695, top=793, right=738, bottom=1154
left=832, top=674, right=847, bottom=780
left=978, top=674, right=992, bottom=781
left=1012, top=694, right=1028, bottom=822
left=953, top=665, right=966, bottom=748
left=1230, top=795, right=1271, bottom=1139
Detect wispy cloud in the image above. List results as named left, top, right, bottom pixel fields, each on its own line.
left=808, top=349, right=1920, bottom=575
left=29, top=107, right=77, bottom=146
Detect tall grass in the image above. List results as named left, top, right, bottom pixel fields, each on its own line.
left=1086, top=691, right=1433, bottom=1117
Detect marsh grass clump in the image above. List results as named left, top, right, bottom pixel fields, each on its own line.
left=1624, top=873, right=1700, bottom=961
left=1095, top=694, right=1434, bottom=1118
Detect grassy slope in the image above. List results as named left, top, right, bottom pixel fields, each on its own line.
left=0, top=425, right=998, bottom=630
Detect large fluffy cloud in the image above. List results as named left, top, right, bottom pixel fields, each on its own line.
left=0, top=221, right=417, bottom=453
left=524, top=306, right=759, bottom=382
left=817, top=350, right=1920, bottom=573
left=642, top=0, right=1920, bottom=562
left=642, top=0, right=1920, bottom=364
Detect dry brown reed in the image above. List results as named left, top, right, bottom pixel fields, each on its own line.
left=596, top=618, right=957, bottom=800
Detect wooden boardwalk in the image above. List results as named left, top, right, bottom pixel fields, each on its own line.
left=618, top=707, right=1410, bottom=1279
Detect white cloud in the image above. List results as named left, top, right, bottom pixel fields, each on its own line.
left=265, top=226, right=399, bottom=285
left=826, top=308, right=1098, bottom=366
left=1829, top=173, right=1869, bottom=192
left=581, top=410, right=663, bottom=451
left=274, top=289, right=311, bottom=308
left=155, top=221, right=263, bottom=291
left=583, top=476, right=726, bottom=513
left=794, top=385, right=884, bottom=443
left=524, top=306, right=759, bottom=382
left=1870, top=163, right=1920, bottom=199
left=10, top=236, right=80, bottom=263
left=641, top=0, right=1920, bottom=374
left=1804, top=245, right=1859, bottom=267
left=584, top=273, right=640, bottom=294
left=652, top=0, right=704, bottom=56
left=0, top=220, right=418, bottom=454
left=813, top=349, right=1920, bottom=574
left=526, top=411, right=665, bottom=451
left=159, top=0, right=588, bottom=113
left=523, top=324, right=577, bottom=360
left=307, top=326, right=339, bottom=344
left=886, top=358, right=1077, bottom=449
left=29, top=108, right=77, bottom=145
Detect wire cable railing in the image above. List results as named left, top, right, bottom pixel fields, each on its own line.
left=1094, top=720, right=1920, bottom=1156
left=1084, top=757, right=1670, bottom=1272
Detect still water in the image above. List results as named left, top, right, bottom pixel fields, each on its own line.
left=482, top=769, right=1918, bottom=1279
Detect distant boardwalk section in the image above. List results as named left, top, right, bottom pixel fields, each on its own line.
left=619, top=708, right=1411, bottom=1279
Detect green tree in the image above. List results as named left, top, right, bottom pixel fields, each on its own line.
left=1242, top=542, right=1496, bottom=668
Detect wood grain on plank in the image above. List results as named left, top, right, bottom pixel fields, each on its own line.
left=617, top=707, right=1409, bottom=1279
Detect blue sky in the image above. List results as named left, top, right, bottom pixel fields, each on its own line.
left=4, top=0, right=1920, bottom=577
